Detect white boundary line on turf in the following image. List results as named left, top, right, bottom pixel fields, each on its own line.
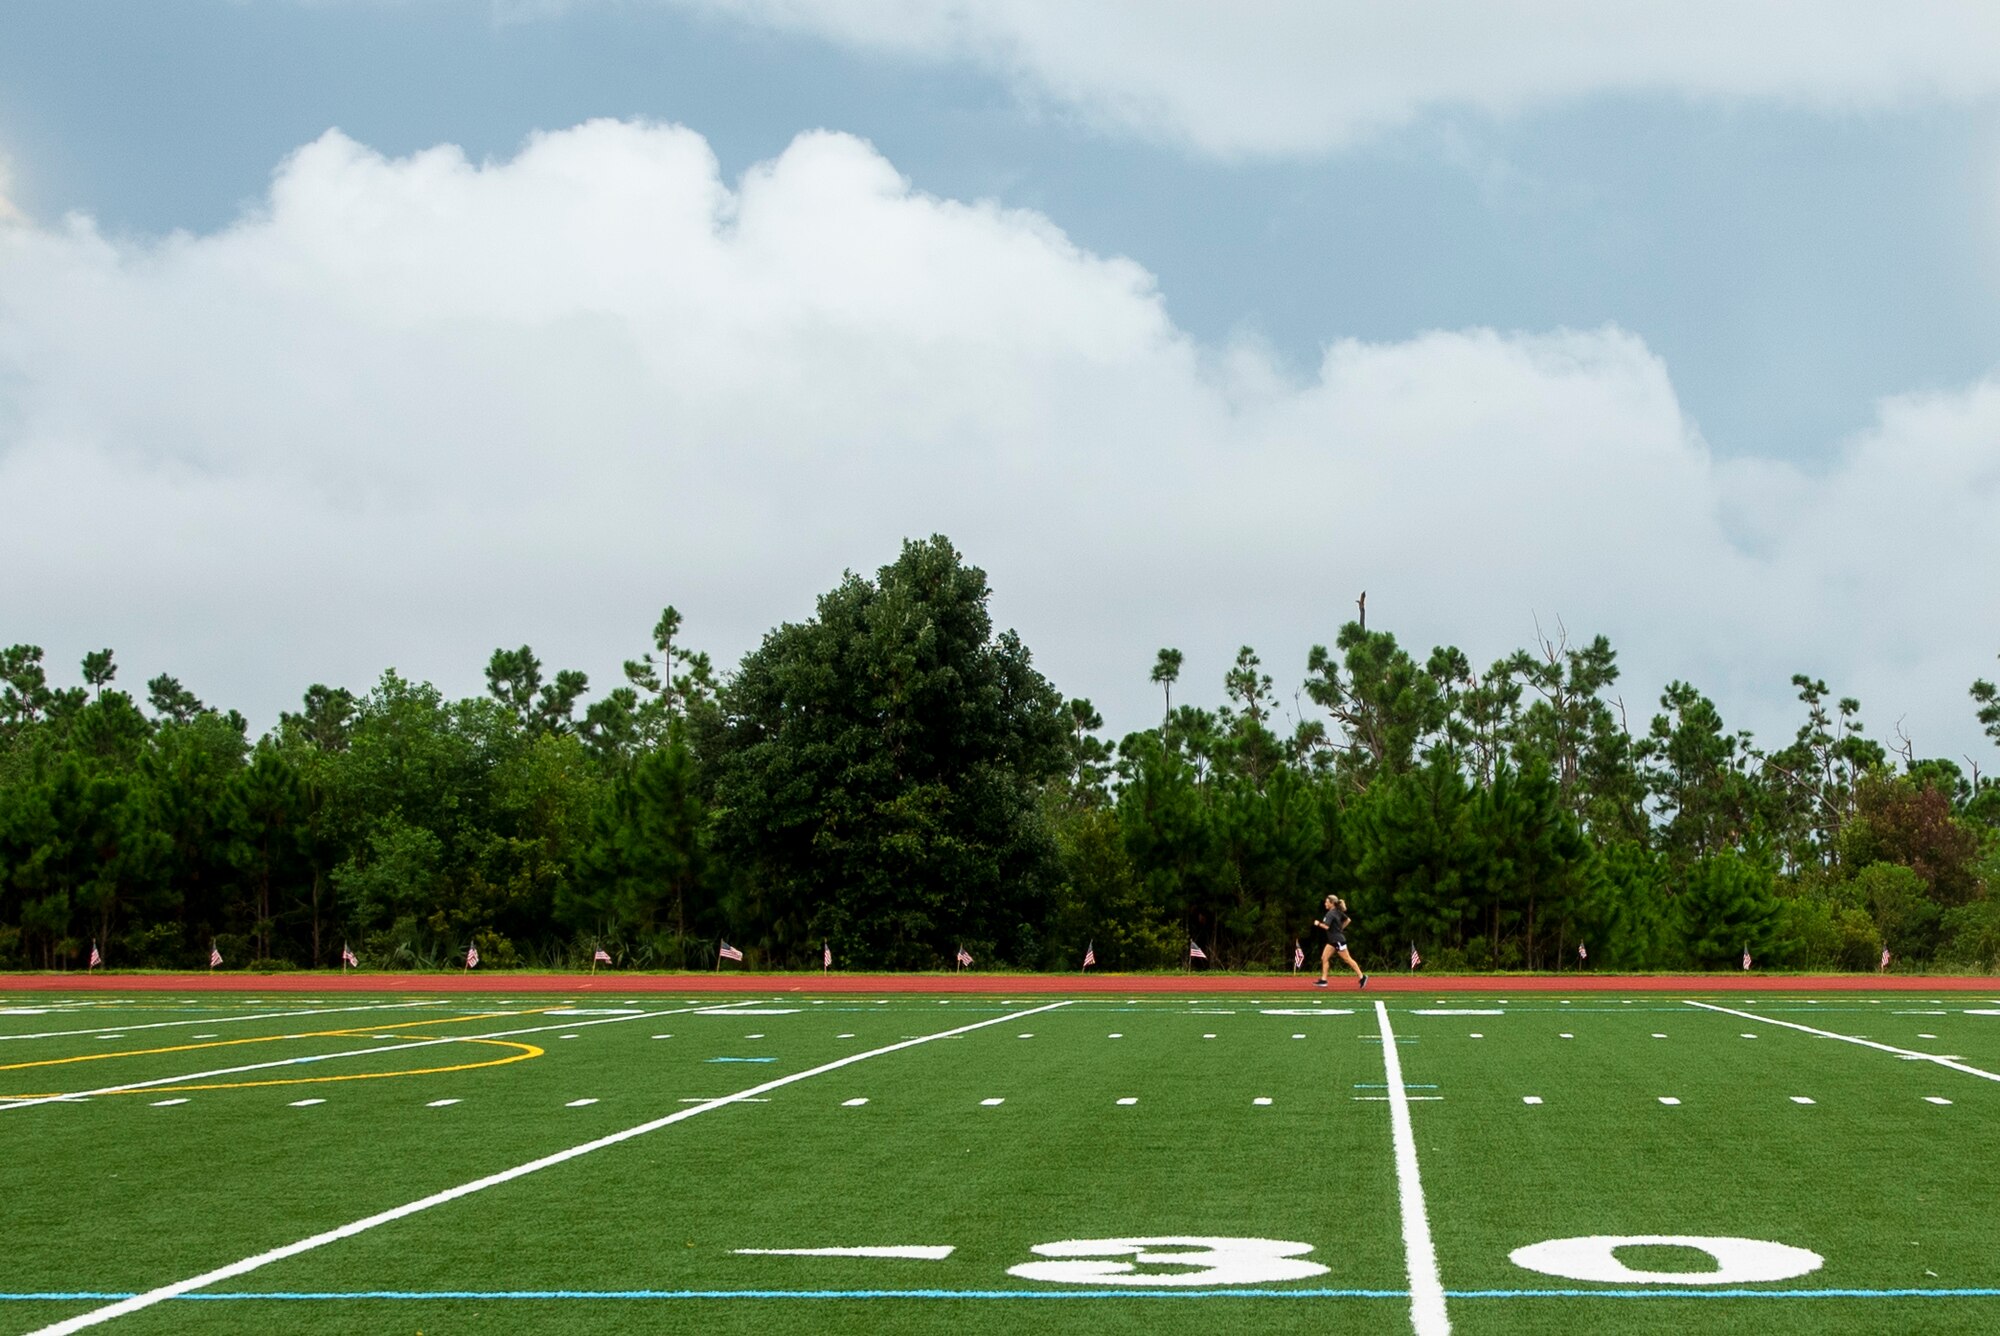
left=1374, top=999, right=1449, bottom=1336
left=0, top=1006, right=732, bottom=1110
left=0, top=1002, right=447, bottom=1044
left=1683, top=1001, right=2000, bottom=1084
left=24, top=999, right=1074, bottom=1336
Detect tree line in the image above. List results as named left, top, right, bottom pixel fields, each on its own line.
left=3, top=535, right=1997, bottom=973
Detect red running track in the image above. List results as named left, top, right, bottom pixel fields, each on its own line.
left=2, top=972, right=1996, bottom=994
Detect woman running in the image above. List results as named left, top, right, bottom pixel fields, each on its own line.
left=1314, top=894, right=1367, bottom=989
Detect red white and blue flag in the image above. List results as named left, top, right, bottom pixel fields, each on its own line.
left=1880, top=947, right=1891, bottom=969
left=88, top=942, right=101, bottom=969
left=593, top=949, right=612, bottom=964
left=1293, top=940, right=1304, bottom=969
left=209, top=944, right=222, bottom=968
left=1082, top=942, right=1096, bottom=969
left=1189, top=940, right=1207, bottom=961
left=823, top=942, right=832, bottom=969
left=1410, top=944, right=1422, bottom=969
left=719, top=941, right=744, bottom=963
left=956, top=945, right=973, bottom=967
left=465, top=944, right=480, bottom=969
left=1578, top=942, right=1587, bottom=962
left=340, top=943, right=359, bottom=968
left=1741, top=945, right=1752, bottom=970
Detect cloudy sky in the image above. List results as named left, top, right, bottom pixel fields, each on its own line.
left=3, top=1, right=1999, bottom=758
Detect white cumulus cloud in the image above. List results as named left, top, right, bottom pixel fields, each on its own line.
left=0, top=119, right=1994, bottom=757
left=665, top=0, right=2000, bottom=154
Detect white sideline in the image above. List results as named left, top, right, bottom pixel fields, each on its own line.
left=24, top=1000, right=1073, bottom=1335
left=1683, top=1001, right=2000, bottom=1083
left=0, top=1001, right=446, bottom=1043
left=1375, top=999, right=1449, bottom=1336
left=0, top=1006, right=727, bottom=1111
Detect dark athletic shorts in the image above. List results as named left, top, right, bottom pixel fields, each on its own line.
left=1324, top=936, right=1346, bottom=953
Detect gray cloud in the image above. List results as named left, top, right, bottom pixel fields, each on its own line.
left=665, top=1, right=2000, bottom=154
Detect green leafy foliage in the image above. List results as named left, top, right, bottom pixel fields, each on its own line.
left=710, top=536, right=1067, bottom=969
left=0, top=575, right=1994, bottom=973
left=1675, top=850, right=1782, bottom=968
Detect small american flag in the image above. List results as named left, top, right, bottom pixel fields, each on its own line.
left=719, top=941, right=743, bottom=962
left=1578, top=942, right=1587, bottom=962
left=1880, top=947, right=1891, bottom=970
left=1188, top=940, right=1207, bottom=961
left=593, top=949, right=612, bottom=964
left=341, top=943, right=359, bottom=968
left=1081, top=942, right=1095, bottom=969
left=1410, top=944, right=1422, bottom=969
left=209, top=944, right=222, bottom=968
left=88, top=942, right=101, bottom=969
left=1293, top=940, right=1304, bottom=969
left=1741, top=945, right=1752, bottom=971
left=465, top=944, right=480, bottom=969
left=956, top=945, right=973, bottom=967
left=823, top=942, right=832, bottom=969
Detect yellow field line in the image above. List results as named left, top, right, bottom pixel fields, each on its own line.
left=0, top=1010, right=534, bottom=1074
left=2, top=1039, right=544, bottom=1098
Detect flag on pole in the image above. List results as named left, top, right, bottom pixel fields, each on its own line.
left=956, top=945, right=973, bottom=967
left=1293, top=940, right=1304, bottom=970
left=1741, top=944, right=1752, bottom=971
left=1410, top=944, right=1422, bottom=969
left=1188, top=940, right=1207, bottom=961
left=593, top=949, right=612, bottom=965
left=1880, top=947, right=1891, bottom=970
left=1081, top=941, right=1096, bottom=969
left=823, top=942, right=832, bottom=970
left=88, top=942, right=101, bottom=969
left=340, top=943, right=359, bottom=968
left=719, top=941, right=744, bottom=963
left=209, top=944, right=222, bottom=969
left=1578, top=942, right=1588, bottom=962
left=465, top=944, right=480, bottom=969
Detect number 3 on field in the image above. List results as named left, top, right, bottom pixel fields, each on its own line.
left=1007, top=1237, right=1330, bottom=1286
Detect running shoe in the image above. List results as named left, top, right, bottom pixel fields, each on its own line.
left=1313, top=978, right=1329, bottom=988
left=1358, top=974, right=1369, bottom=989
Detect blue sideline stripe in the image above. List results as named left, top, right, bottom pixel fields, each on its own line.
left=1454, top=1288, right=2000, bottom=1300
left=9, top=1287, right=2000, bottom=1302
left=704, top=1057, right=777, bottom=1063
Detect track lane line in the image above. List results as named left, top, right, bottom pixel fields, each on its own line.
left=22, top=999, right=1074, bottom=1335
left=1683, top=1000, right=2000, bottom=1083
left=1375, top=999, right=1449, bottom=1336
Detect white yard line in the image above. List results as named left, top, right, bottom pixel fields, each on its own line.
left=1684, top=1001, right=2000, bottom=1084
left=24, top=999, right=1073, bottom=1336
left=0, top=1001, right=451, bottom=1044
left=0, top=1006, right=729, bottom=1111
left=1375, top=999, right=1450, bottom=1336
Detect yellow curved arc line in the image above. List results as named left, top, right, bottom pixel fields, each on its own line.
left=2, top=1040, right=544, bottom=1098
left=320, top=1010, right=542, bottom=1037
left=0, top=1010, right=534, bottom=1074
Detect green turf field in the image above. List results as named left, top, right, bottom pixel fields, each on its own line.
left=4, top=988, right=1999, bottom=1334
